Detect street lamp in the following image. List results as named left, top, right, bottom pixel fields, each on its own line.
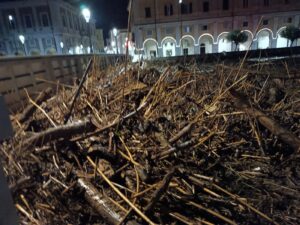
left=18, top=35, right=27, bottom=56
left=81, top=7, right=93, bottom=53
left=113, top=28, right=118, bottom=54
left=8, top=15, right=18, bottom=55
left=60, top=41, right=64, bottom=54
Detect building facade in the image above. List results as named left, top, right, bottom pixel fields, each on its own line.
left=0, top=0, right=101, bottom=56
left=131, top=0, right=300, bottom=59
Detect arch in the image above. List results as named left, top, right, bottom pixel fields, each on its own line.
left=276, top=26, right=287, bottom=38
left=217, top=32, right=232, bottom=53
left=161, top=36, right=176, bottom=57
left=239, top=30, right=253, bottom=51
left=161, top=36, right=177, bottom=47
left=180, top=35, right=195, bottom=55
left=143, top=38, right=158, bottom=59
left=30, top=49, right=41, bottom=56
left=256, top=29, right=273, bottom=49
left=276, top=26, right=289, bottom=48
left=255, top=28, right=275, bottom=40
left=199, top=34, right=214, bottom=54
left=216, top=32, right=229, bottom=44
left=143, top=38, right=159, bottom=49
left=198, top=33, right=215, bottom=45
left=46, top=48, right=57, bottom=55
left=179, top=35, right=196, bottom=46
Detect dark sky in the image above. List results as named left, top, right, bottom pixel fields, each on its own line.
left=0, top=0, right=129, bottom=42
left=76, top=0, right=129, bottom=40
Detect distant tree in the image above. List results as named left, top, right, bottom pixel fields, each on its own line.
left=280, top=25, right=300, bottom=47
left=226, top=30, right=248, bottom=51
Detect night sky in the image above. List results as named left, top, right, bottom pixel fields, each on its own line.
left=76, top=0, right=129, bottom=41
left=0, top=0, right=129, bottom=42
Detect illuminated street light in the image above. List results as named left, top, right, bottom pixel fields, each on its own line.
left=81, top=7, right=93, bottom=53
left=82, top=8, right=91, bottom=23
left=60, top=41, right=64, bottom=54
left=18, top=35, right=27, bottom=56
left=19, top=35, right=25, bottom=44
left=8, top=15, right=18, bottom=55
left=113, top=28, right=118, bottom=54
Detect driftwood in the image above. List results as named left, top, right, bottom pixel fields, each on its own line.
left=78, top=178, right=123, bottom=225
left=23, top=118, right=94, bottom=147
left=18, top=87, right=52, bottom=123
left=230, top=89, right=300, bottom=152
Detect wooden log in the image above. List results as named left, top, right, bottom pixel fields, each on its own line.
left=23, top=118, right=95, bottom=147
left=230, top=89, right=300, bottom=152
left=18, top=87, right=52, bottom=123
left=78, top=178, right=123, bottom=225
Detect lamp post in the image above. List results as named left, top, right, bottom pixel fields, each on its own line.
left=113, top=28, right=118, bottom=54
left=8, top=15, right=18, bottom=55
left=18, top=35, right=26, bottom=56
left=60, top=41, right=64, bottom=54
left=81, top=8, right=93, bottom=53
left=179, top=0, right=183, bottom=55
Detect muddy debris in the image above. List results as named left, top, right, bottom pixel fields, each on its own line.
left=1, top=58, right=300, bottom=225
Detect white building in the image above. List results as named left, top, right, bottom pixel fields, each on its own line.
left=0, top=0, right=102, bottom=56
left=131, top=0, right=300, bottom=59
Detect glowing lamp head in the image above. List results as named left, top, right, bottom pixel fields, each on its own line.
left=113, top=28, right=118, bottom=37
left=19, top=35, right=25, bottom=44
left=82, top=8, right=91, bottom=23
left=60, top=42, right=64, bottom=48
left=8, top=15, right=13, bottom=21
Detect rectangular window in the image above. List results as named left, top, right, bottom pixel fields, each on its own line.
left=146, top=29, right=152, bottom=36
left=184, top=26, right=191, bottom=33
left=264, top=0, right=269, bottom=6
left=243, top=21, right=248, bottom=27
left=24, top=15, right=33, bottom=28
left=203, top=2, right=209, bottom=12
left=145, top=7, right=151, bottom=18
left=189, top=3, right=193, bottom=13
left=181, top=4, right=187, bottom=14
left=263, top=19, right=268, bottom=25
left=40, top=13, right=49, bottom=27
left=202, top=25, right=208, bottom=30
left=287, top=17, right=292, bottom=23
left=181, top=3, right=193, bottom=14
left=68, top=12, right=73, bottom=28
left=223, top=0, right=229, bottom=10
left=285, top=0, right=289, bottom=4
left=164, top=4, right=173, bottom=16
left=243, top=0, right=248, bottom=8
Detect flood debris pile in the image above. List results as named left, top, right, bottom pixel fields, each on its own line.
left=1, top=58, right=300, bottom=225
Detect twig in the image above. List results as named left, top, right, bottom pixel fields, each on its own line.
left=64, top=58, right=93, bottom=124
left=87, top=156, right=157, bottom=225
left=230, top=89, right=300, bottom=152
left=18, top=87, right=52, bottom=123
left=144, top=167, right=176, bottom=215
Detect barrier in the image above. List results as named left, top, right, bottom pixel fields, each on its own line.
left=0, top=54, right=124, bottom=112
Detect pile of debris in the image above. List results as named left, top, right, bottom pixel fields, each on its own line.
left=1, top=57, right=300, bottom=225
